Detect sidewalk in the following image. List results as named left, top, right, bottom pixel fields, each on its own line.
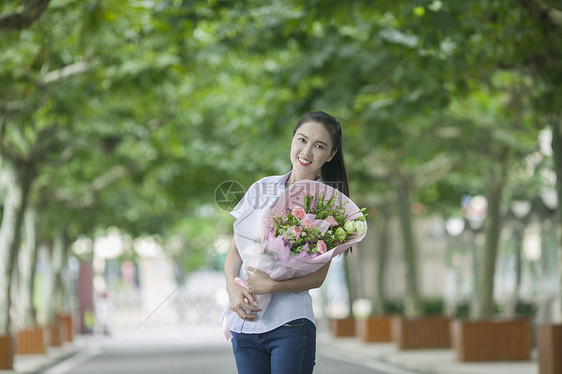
left=0, top=325, right=237, bottom=374
left=318, top=333, right=538, bottom=374
left=0, top=341, right=87, bottom=374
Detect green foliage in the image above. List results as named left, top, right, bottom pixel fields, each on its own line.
left=2, top=0, right=561, bottom=276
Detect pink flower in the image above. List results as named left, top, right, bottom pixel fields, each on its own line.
left=291, top=225, right=302, bottom=239
left=301, top=218, right=314, bottom=229
left=326, top=215, right=338, bottom=226
left=292, top=207, right=306, bottom=219
left=317, top=240, right=327, bottom=254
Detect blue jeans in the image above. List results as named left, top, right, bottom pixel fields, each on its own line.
left=231, top=318, right=316, bottom=374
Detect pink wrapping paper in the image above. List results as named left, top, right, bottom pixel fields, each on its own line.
left=233, top=180, right=367, bottom=317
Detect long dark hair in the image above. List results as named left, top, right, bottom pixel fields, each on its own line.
left=293, top=111, right=350, bottom=197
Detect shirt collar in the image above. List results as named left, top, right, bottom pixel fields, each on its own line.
left=277, top=170, right=322, bottom=190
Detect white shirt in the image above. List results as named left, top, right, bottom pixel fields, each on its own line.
left=226, top=171, right=321, bottom=334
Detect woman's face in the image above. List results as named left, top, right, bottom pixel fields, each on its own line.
left=290, top=122, right=336, bottom=179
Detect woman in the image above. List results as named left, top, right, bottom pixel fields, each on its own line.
left=224, top=111, right=349, bottom=374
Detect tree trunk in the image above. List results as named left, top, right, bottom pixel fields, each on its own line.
left=395, top=177, right=422, bottom=317
left=373, top=206, right=390, bottom=315
left=512, top=228, right=523, bottom=314
left=505, top=227, right=523, bottom=318
left=550, top=120, right=562, bottom=321
left=472, top=167, right=506, bottom=319
left=16, top=208, right=39, bottom=329
left=0, top=0, right=51, bottom=31
left=45, top=226, right=70, bottom=326
left=0, top=158, right=34, bottom=335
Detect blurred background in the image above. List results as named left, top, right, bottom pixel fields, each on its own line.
left=1, top=0, right=562, bottom=371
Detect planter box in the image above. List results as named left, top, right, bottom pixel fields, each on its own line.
left=356, top=316, right=393, bottom=342
left=47, top=323, right=62, bottom=347
left=537, top=324, right=562, bottom=374
left=16, top=328, right=46, bottom=354
left=451, top=319, right=531, bottom=362
left=0, top=334, right=13, bottom=370
left=59, top=314, right=74, bottom=343
left=392, top=316, right=451, bottom=350
left=329, top=317, right=356, bottom=337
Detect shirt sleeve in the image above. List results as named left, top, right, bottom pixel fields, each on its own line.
left=230, top=181, right=257, bottom=220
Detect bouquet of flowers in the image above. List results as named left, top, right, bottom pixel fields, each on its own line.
left=233, top=179, right=367, bottom=317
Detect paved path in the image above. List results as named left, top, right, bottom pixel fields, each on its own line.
left=36, top=327, right=419, bottom=374
left=10, top=325, right=536, bottom=374
left=41, top=344, right=409, bottom=374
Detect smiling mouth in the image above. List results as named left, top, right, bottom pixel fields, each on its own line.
left=298, top=157, right=312, bottom=166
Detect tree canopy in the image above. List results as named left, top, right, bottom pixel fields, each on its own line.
left=1, top=0, right=561, bottom=319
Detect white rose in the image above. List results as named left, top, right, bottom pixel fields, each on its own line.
left=354, top=220, right=367, bottom=235
left=335, top=227, right=346, bottom=242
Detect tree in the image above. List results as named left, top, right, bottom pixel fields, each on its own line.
left=0, top=0, right=179, bottom=350
left=516, top=0, right=562, bottom=319
left=0, top=135, right=47, bottom=336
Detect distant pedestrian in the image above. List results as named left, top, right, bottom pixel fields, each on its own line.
left=96, top=291, right=112, bottom=335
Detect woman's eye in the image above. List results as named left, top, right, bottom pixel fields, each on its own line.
left=298, top=137, right=306, bottom=143
left=315, top=144, right=325, bottom=150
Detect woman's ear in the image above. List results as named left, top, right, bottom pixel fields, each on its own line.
left=327, top=149, right=337, bottom=163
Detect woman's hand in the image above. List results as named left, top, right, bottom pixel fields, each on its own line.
left=245, top=267, right=277, bottom=295
left=227, top=280, right=261, bottom=321
left=246, top=262, right=331, bottom=295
